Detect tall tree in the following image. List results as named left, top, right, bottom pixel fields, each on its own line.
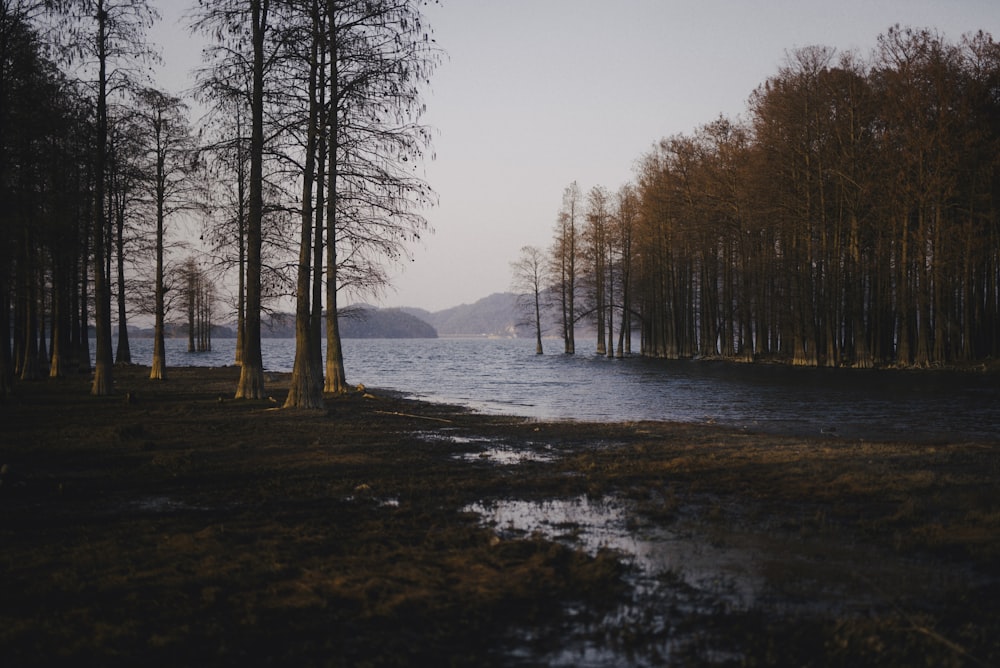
left=134, top=87, right=198, bottom=380
left=322, top=0, right=439, bottom=396
left=584, top=185, right=611, bottom=356
left=510, top=245, right=547, bottom=354
left=551, top=182, right=580, bottom=354
left=193, top=0, right=276, bottom=399
left=284, top=0, right=324, bottom=409
left=613, top=183, right=638, bottom=357
left=60, top=0, right=158, bottom=395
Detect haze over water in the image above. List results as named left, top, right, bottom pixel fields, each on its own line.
left=110, top=337, right=999, bottom=443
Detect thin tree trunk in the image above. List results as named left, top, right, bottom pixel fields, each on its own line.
left=150, top=191, right=167, bottom=379
left=91, top=3, right=114, bottom=395
left=0, top=272, right=11, bottom=395
left=114, top=189, right=130, bottom=365
left=19, top=231, right=40, bottom=381
left=534, top=287, right=543, bottom=355
left=324, top=1, right=347, bottom=394
left=77, top=213, right=91, bottom=374
left=285, top=0, right=324, bottom=410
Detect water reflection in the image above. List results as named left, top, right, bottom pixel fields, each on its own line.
left=465, top=493, right=985, bottom=666
left=468, top=495, right=762, bottom=610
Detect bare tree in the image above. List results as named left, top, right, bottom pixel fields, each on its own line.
left=321, top=0, right=440, bottom=396
left=511, top=245, right=547, bottom=354
left=193, top=0, right=274, bottom=399
left=613, top=183, right=638, bottom=357
left=133, top=87, right=199, bottom=380
left=284, top=0, right=325, bottom=409
left=59, top=0, right=159, bottom=395
left=550, top=182, right=580, bottom=354
left=583, top=185, right=612, bottom=356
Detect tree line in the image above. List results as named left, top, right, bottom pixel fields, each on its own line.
left=519, top=27, right=1000, bottom=367
left=1, top=0, right=438, bottom=405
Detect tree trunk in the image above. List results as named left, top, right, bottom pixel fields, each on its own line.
left=114, top=195, right=131, bottom=365
left=534, top=287, right=543, bottom=355
left=0, top=272, right=11, bottom=395
left=76, top=205, right=91, bottom=374
left=323, top=1, right=348, bottom=395
left=285, top=2, right=324, bottom=410
left=19, top=231, right=41, bottom=381
left=235, top=0, right=268, bottom=400
left=150, top=195, right=167, bottom=379
left=91, top=4, right=114, bottom=395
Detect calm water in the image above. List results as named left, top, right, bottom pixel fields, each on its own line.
left=108, top=337, right=999, bottom=442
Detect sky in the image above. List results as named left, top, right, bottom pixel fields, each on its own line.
left=149, top=0, right=1000, bottom=313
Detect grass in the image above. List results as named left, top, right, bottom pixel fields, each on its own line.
left=1, top=365, right=998, bottom=666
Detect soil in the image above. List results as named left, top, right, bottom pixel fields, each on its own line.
left=1, top=365, right=998, bottom=666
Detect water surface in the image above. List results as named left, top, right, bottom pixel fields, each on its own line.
left=110, top=337, right=999, bottom=441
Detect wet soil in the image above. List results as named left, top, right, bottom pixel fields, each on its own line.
left=1, top=366, right=998, bottom=666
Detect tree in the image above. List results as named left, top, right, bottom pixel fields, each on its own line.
left=510, top=245, right=547, bottom=354
left=284, top=0, right=325, bottom=409
left=191, top=0, right=273, bottom=398
left=551, top=182, right=580, bottom=354
left=612, top=183, right=638, bottom=357
left=180, top=257, right=214, bottom=353
left=59, top=0, right=159, bottom=395
left=583, top=185, right=612, bottom=356
left=134, top=87, right=198, bottom=380
left=107, top=114, right=140, bottom=366
left=321, top=0, right=440, bottom=396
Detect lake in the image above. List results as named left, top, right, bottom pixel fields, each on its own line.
left=108, top=336, right=999, bottom=442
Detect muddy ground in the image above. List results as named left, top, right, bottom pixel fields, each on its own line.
left=1, top=365, right=998, bottom=666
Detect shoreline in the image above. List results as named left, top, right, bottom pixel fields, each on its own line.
left=2, top=366, right=998, bottom=665
left=94, top=358, right=1000, bottom=444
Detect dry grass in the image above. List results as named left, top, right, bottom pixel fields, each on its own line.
left=1, top=366, right=997, bottom=666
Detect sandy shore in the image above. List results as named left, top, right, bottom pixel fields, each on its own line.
left=2, top=366, right=997, bottom=666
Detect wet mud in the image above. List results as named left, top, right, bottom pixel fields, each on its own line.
left=1, top=366, right=997, bottom=666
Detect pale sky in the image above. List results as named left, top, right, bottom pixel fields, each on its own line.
left=149, top=0, right=1000, bottom=313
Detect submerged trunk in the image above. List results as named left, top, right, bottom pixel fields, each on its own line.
left=534, top=288, right=543, bottom=355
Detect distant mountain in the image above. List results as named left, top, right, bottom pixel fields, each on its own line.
left=339, top=307, right=437, bottom=338
left=128, top=293, right=537, bottom=340
left=403, top=292, right=533, bottom=338
left=253, top=308, right=437, bottom=338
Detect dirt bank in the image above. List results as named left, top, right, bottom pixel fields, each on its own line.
left=1, top=366, right=997, bottom=666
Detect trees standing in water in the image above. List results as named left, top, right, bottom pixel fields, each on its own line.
left=510, top=245, right=548, bottom=355
left=1, top=0, right=438, bottom=401
left=545, top=28, right=1000, bottom=368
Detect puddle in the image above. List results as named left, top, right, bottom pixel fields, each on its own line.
left=127, top=495, right=202, bottom=513
left=467, top=494, right=764, bottom=664
left=464, top=493, right=989, bottom=665
left=416, top=429, right=556, bottom=465
left=467, top=495, right=762, bottom=610
left=415, top=430, right=483, bottom=445
left=456, top=445, right=555, bottom=465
